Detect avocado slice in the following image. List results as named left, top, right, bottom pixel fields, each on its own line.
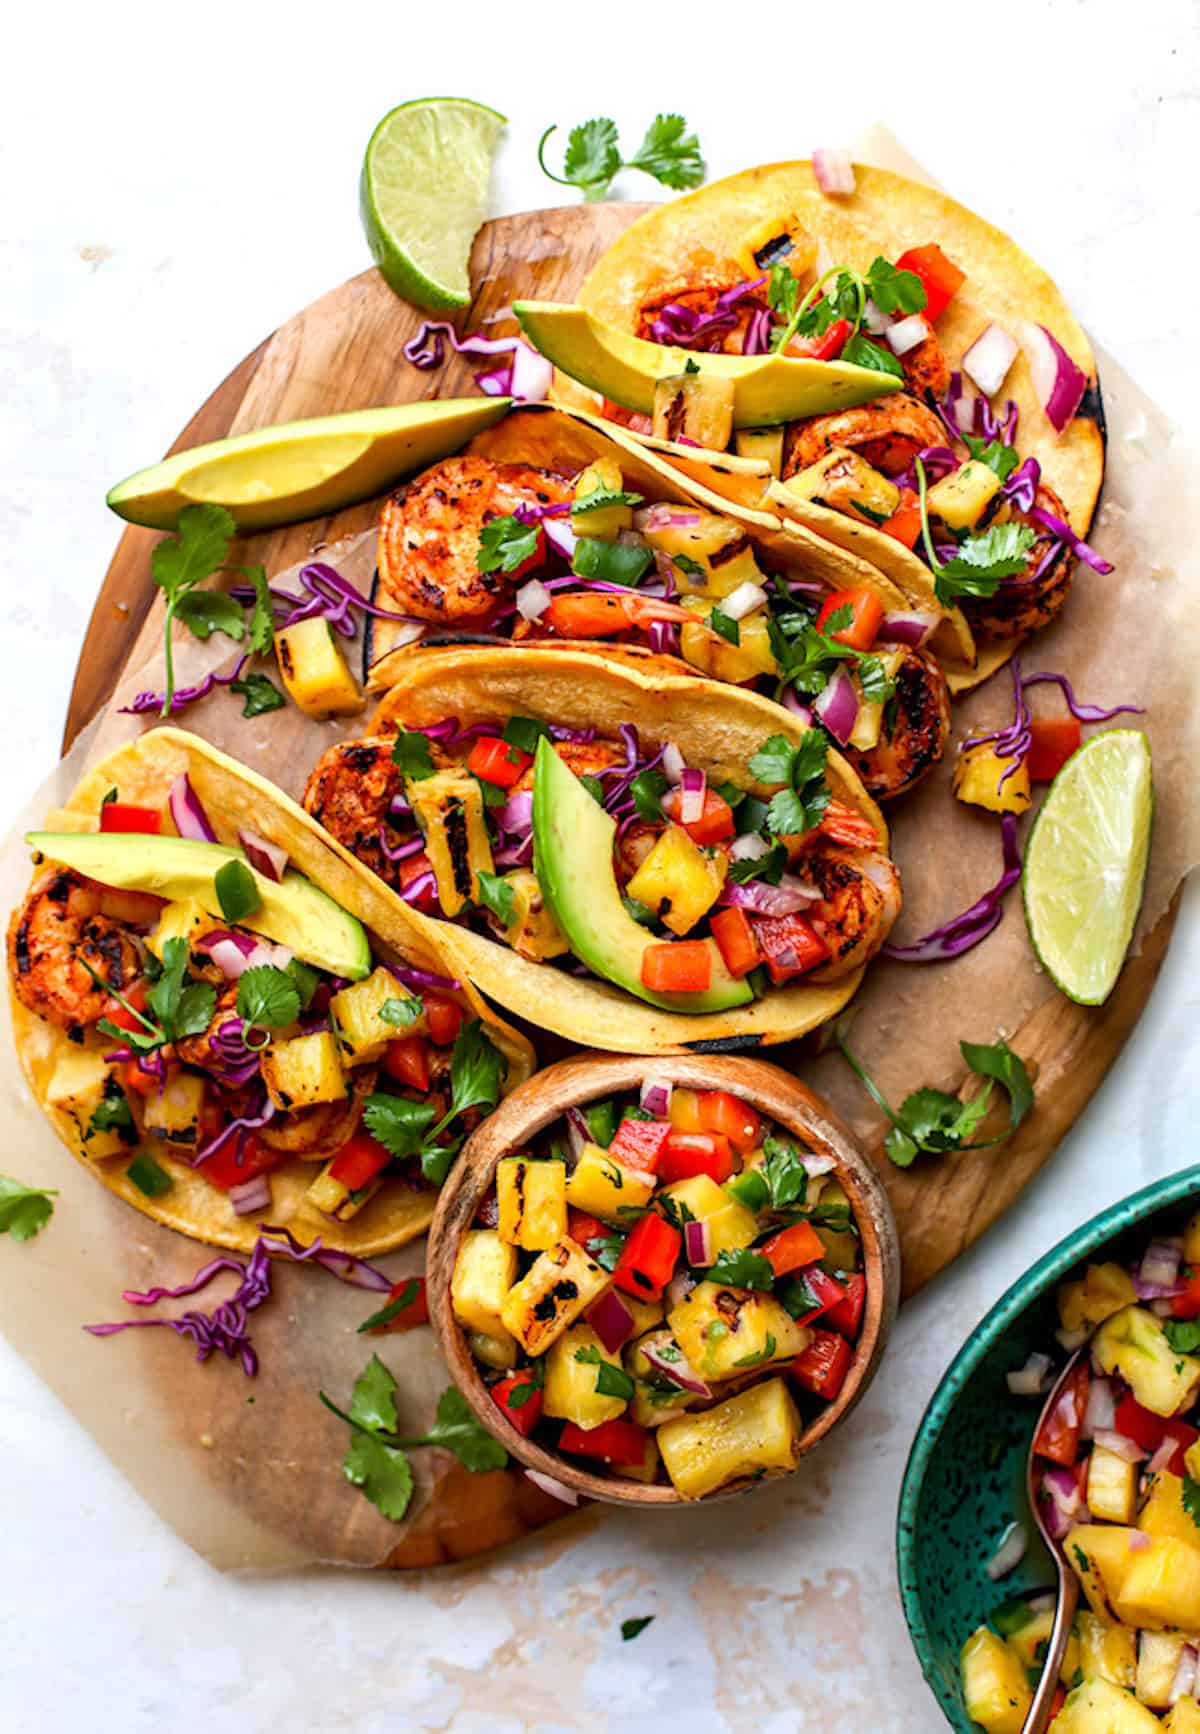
left=513, top=302, right=900, bottom=427
left=26, top=832, right=371, bottom=980
left=106, top=398, right=513, bottom=532
left=530, top=740, right=752, bottom=1015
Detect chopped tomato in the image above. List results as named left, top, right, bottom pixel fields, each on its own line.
left=641, top=940, right=711, bottom=995
left=787, top=316, right=851, bottom=362
left=709, top=906, right=763, bottom=979
left=791, top=1329, right=853, bottom=1401
left=558, top=1417, right=648, bottom=1467
left=1113, top=1393, right=1166, bottom=1454
left=1162, top=1418, right=1200, bottom=1476
left=753, top=913, right=829, bottom=984
left=816, top=588, right=884, bottom=652
left=545, top=592, right=638, bottom=638
left=784, top=1266, right=846, bottom=1327
left=1025, top=717, right=1081, bottom=784
left=381, top=1035, right=431, bottom=1092
left=1047, top=1686, right=1067, bottom=1725
left=102, top=979, right=150, bottom=1036
left=825, top=1272, right=867, bottom=1339
left=466, top=736, right=533, bottom=791
left=397, top=850, right=439, bottom=913
left=201, top=1133, right=288, bottom=1192
left=658, top=1130, right=734, bottom=1185
left=423, top=994, right=463, bottom=1046
left=370, top=1276, right=429, bottom=1334
left=328, top=1130, right=394, bottom=1191
left=894, top=244, right=966, bottom=322
left=99, top=802, right=162, bottom=835
left=818, top=801, right=880, bottom=848
left=663, top=786, right=736, bottom=844
left=613, top=1212, right=681, bottom=1301
left=760, top=1220, right=826, bottom=1279
left=1172, top=1264, right=1200, bottom=1321
left=879, top=487, right=922, bottom=549
left=492, top=1370, right=544, bottom=1437
left=1035, top=1362, right=1090, bottom=1466
left=696, top=1090, right=760, bottom=1153
left=567, top=1209, right=607, bottom=1249
left=609, top=1116, right=671, bottom=1177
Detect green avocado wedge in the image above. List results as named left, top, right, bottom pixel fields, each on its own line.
left=105, top=398, right=513, bottom=532
left=512, top=301, right=901, bottom=426
left=26, top=832, right=371, bottom=980
left=530, top=739, right=753, bottom=1016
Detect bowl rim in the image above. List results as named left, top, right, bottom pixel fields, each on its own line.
left=896, top=1161, right=1200, bottom=1724
left=428, top=1050, right=902, bottom=1507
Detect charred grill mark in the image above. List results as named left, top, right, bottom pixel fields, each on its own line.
left=84, top=922, right=131, bottom=989
left=47, top=873, right=73, bottom=905
left=446, top=805, right=473, bottom=899
left=533, top=1279, right=579, bottom=1322
left=344, top=742, right=386, bottom=774
left=754, top=233, right=793, bottom=269
left=708, top=534, right=752, bottom=570
left=892, top=658, right=944, bottom=784
left=13, top=917, right=32, bottom=977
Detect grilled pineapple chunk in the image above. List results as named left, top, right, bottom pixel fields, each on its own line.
left=1087, top=1443, right=1138, bottom=1523
left=734, top=427, right=785, bottom=477
left=734, top=212, right=816, bottom=282
left=1115, top=1537, right=1200, bottom=1631
left=406, top=766, right=494, bottom=919
left=658, top=1376, right=803, bottom=1499
left=565, top=1143, right=655, bottom=1224
left=485, top=869, right=570, bottom=960
left=46, top=1051, right=132, bottom=1159
left=927, top=459, right=1003, bottom=531
left=661, top=1174, right=757, bottom=1256
left=451, top=1229, right=519, bottom=1340
left=1067, top=1524, right=1139, bottom=1621
left=305, top=1163, right=382, bottom=1223
left=572, top=459, right=633, bottom=540
left=1094, top=1304, right=1200, bottom=1417
left=1058, top=1261, right=1139, bottom=1334
left=959, top=1627, right=1033, bottom=1734
left=496, top=1157, right=568, bottom=1251
left=639, top=508, right=763, bottom=599
left=679, top=601, right=777, bottom=683
left=652, top=370, right=735, bottom=451
left=1005, top=1609, right=1079, bottom=1686
left=782, top=447, right=900, bottom=526
left=142, top=1069, right=208, bottom=1146
left=626, top=824, right=727, bottom=937
left=1137, top=1632, right=1189, bottom=1708
left=1054, top=1677, right=1162, bottom=1734
left=147, top=896, right=218, bottom=958
left=953, top=741, right=1032, bottom=815
left=499, top=1235, right=610, bottom=1355
left=260, top=1031, right=347, bottom=1110
left=1075, top=1611, right=1136, bottom=1689
left=668, top=1281, right=811, bottom=1382
left=274, top=617, right=364, bottom=718
left=1167, top=1700, right=1200, bottom=1733
left=468, top=1328, right=518, bottom=1372
left=846, top=650, right=906, bottom=753
left=543, top=1323, right=628, bottom=1430
left=330, top=968, right=416, bottom=1067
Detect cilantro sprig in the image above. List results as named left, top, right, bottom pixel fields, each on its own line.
left=364, top=1020, right=506, bottom=1186
left=0, top=1174, right=57, bottom=1242
left=537, top=114, right=704, bottom=202
left=1184, top=1475, right=1200, bottom=1531
left=748, top=729, right=831, bottom=838
left=92, top=937, right=215, bottom=1054
left=768, top=601, right=895, bottom=708
left=914, top=457, right=1036, bottom=606
left=1165, top=1317, right=1200, bottom=1355
left=574, top=1344, right=636, bottom=1400
left=148, top=505, right=272, bottom=715
left=477, top=514, right=541, bottom=575
left=771, top=257, right=925, bottom=357
left=703, top=1247, right=775, bottom=1291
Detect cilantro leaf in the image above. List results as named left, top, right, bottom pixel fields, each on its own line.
left=728, top=840, right=786, bottom=886
left=147, top=938, right=217, bottom=1043
left=503, top=715, right=551, bottom=754
left=215, top=858, right=260, bottom=923
left=0, top=1174, right=57, bottom=1242
left=243, top=564, right=276, bottom=655
left=963, top=434, right=1020, bottom=483
left=590, top=1233, right=627, bottom=1272
left=379, top=995, right=423, bottom=1031
left=477, top=515, right=541, bottom=575
left=1184, top=1475, right=1200, bottom=1531
left=236, top=965, right=301, bottom=1031
left=733, top=1332, right=776, bottom=1368
left=476, top=870, right=516, bottom=927
left=626, top=113, right=705, bottom=191
left=343, top=1431, right=414, bottom=1521
left=541, top=116, right=622, bottom=200
left=935, top=523, right=1036, bottom=605
left=349, top=1351, right=400, bottom=1432
left=838, top=1028, right=1034, bottom=1168
left=411, top=1387, right=509, bottom=1471
left=841, top=334, right=905, bottom=381
left=572, top=486, right=644, bottom=515
left=961, top=1039, right=1035, bottom=1132
left=748, top=728, right=830, bottom=838
left=761, top=1135, right=809, bottom=1209
left=174, top=589, right=246, bottom=642
left=709, top=606, right=740, bottom=646
left=230, top=672, right=285, bottom=718
left=363, top=1094, right=439, bottom=1161
left=768, top=263, right=799, bottom=330
left=1165, top=1318, right=1200, bottom=1355
left=149, top=504, right=237, bottom=715
left=391, top=728, right=436, bottom=780
left=704, top=1247, right=775, bottom=1291
left=504, top=1364, right=544, bottom=1408
left=445, top=1020, right=506, bottom=1123
left=621, top=1616, right=655, bottom=1641
left=863, top=257, right=926, bottom=316
left=286, top=959, right=320, bottom=1010
left=630, top=768, right=668, bottom=822
left=574, top=1344, right=636, bottom=1400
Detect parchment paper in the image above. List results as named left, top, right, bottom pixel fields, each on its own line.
left=0, top=132, right=1195, bottom=1573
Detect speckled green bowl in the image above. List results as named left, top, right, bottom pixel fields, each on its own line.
left=897, top=1164, right=1200, bottom=1731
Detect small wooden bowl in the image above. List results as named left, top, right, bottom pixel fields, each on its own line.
left=428, top=1053, right=902, bottom=1508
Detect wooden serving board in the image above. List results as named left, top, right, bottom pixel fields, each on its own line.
left=63, top=202, right=1175, bottom=1567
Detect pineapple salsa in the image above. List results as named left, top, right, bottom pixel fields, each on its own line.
left=962, top=1211, right=1200, bottom=1732
left=450, top=1079, right=868, bottom=1498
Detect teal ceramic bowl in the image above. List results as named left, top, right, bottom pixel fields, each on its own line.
left=897, top=1164, right=1200, bottom=1731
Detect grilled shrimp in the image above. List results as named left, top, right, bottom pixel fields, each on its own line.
left=783, top=393, right=947, bottom=478
left=898, top=329, right=951, bottom=405
left=799, top=842, right=902, bottom=981
left=959, top=482, right=1077, bottom=641
left=843, top=649, right=950, bottom=802
left=302, top=738, right=408, bottom=889
left=8, top=868, right=142, bottom=1033
left=635, top=264, right=770, bottom=354
left=377, top=457, right=573, bottom=625
left=173, top=983, right=240, bottom=1072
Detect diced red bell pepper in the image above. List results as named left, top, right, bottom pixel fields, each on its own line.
left=818, top=801, right=880, bottom=849
left=608, top=1116, right=671, bottom=1177
left=1034, top=1362, right=1090, bottom=1467
left=791, top=1329, right=854, bottom=1401
left=1113, top=1392, right=1166, bottom=1454
left=1162, top=1418, right=1200, bottom=1476
left=558, top=1418, right=648, bottom=1467
left=381, top=1034, right=431, bottom=1092
left=398, top=850, right=439, bottom=912
left=787, top=316, right=851, bottom=362
left=328, top=1130, right=394, bottom=1191
left=102, top=979, right=150, bottom=1036
left=424, top=994, right=463, bottom=1046
left=816, top=587, right=884, bottom=652
left=709, top=906, right=763, bottom=979
left=662, top=786, right=736, bottom=845
left=825, top=1272, right=867, bottom=1339
left=100, top=802, right=162, bottom=835
left=879, top=487, right=922, bottom=549
left=613, top=1212, right=681, bottom=1301
left=466, top=736, right=533, bottom=791
left=567, top=1209, right=607, bottom=1249
left=1172, top=1264, right=1200, bottom=1321
left=1026, top=717, right=1081, bottom=784
left=760, top=1220, right=826, bottom=1279
left=370, top=1276, right=429, bottom=1334
left=696, top=1090, right=761, bottom=1153
left=658, top=1130, right=734, bottom=1185
left=492, top=1370, right=544, bottom=1437
left=784, top=1266, right=846, bottom=1327
left=641, top=940, right=711, bottom=995
left=753, top=913, right=829, bottom=984
left=1047, top=1686, right=1067, bottom=1726
left=894, top=244, right=966, bottom=323
left=201, top=1132, right=288, bottom=1192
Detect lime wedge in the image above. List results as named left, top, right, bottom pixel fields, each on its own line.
left=360, top=98, right=505, bottom=310
left=1022, top=729, right=1153, bottom=1005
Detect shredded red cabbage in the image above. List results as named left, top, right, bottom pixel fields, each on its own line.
left=402, top=321, right=551, bottom=402
left=387, top=962, right=462, bottom=994
left=883, top=814, right=1021, bottom=963
left=1001, top=457, right=1041, bottom=514
left=232, top=562, right=421, bottom=640
left=742, top=307, right=773, bottom=357
left=937, top=370, right=1019, bottom=449
left=398, top=870, right=436, bottom=906
left=647, top=278, right=766, bottom=352
left=376, top=825, right=427, bottom=865
left=191, top=1090, right=276, bottom=1168
left=1028, top=506, right=1114, bottom=576
left=1020, top=671, right=1143, bottom=724
left=962, top=659, right=1142, bottom=786
left=121, top=653, right=250, bottom=717
left=208, top=1017, right=267, bottom=1086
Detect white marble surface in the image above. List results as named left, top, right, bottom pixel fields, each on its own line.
left=2, top=4, right=1199, bottom=1728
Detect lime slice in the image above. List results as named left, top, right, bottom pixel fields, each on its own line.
left=360, top=98, right=505, bottom=310
left=1022, top=729, right=1153, bottom=1005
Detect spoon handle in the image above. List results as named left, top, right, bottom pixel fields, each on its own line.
left=1021, top=1565, right=1079, bottom=1734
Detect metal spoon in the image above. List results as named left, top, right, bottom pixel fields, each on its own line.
left=1020, top=1349, right=1084, bottom=1734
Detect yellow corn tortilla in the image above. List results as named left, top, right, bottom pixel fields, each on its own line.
left=363, top=644, right=890, bottom=1053
left=8, top=728, right=533, bottom=1254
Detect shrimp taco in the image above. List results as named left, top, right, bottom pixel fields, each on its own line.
left=368, top=402, right=955, bottom=807
left=7, top=728, right=533, bottom=1254
left=523, top=160, right=1108, bottom=692
left=303, top=645, right=900, bottom=1054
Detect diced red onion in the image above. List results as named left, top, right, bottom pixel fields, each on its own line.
left=1006, top=1352, right=1053, bottom=1397
left=962, top=324, right=1019, bottom=397
left=812, top=149, right=856, bottom=196
left=683, top=1219, right=713, bottom=1268
left=1019, top=321, right=1088, bottom=433
left=721, top=580, right=768, bottom=620
left=516, top=578, right=553, bottom=622
left=666, top=1270, right=696, bottom=1309
left=1139, top=1240, right=1182, bottom=1293
left=986, top=1521, right=1028, bottom=1581
left=877, top=610, right=939, bottom=648
left=634, top=505, right=700, bottom=533
left=1040, top=1464, right=1085, bottom=1539
left=587, top=1288, right=636, bottom=1354
left=237, top=829, right=288, bottom=883
left=229, top=1175, right=272, bottom=1216
left=722, top=875, right=820, bottom=917
left=207, top=938, right=256, bottom=979
left=678, top=767, right=707, bottom=824
left=566, top=1106, right=592, bottom=1161
left=510, top=342, right=554, bottom=403
left=247, top=939, right=293, bottom=972
left=1092, top=1428, right=1146, bottom=1463
left=640, top=1076, right=673, bottom=1118
left=862, top=298, right=889, bottom=336
left=781, top=689, right=813, bottom=725
left=399, top=871, right=436, bottom=906
left=169, top=773, right=217, bottom=843
left=661, top=742, right=685, bottom=787
left=642, top=1339, right=712, bottom=1398
left=523, top=1469, right=580, bottom=1506
left=497, top=789, right=534, bottom=837
left=1170, top=1647, right=1199, bottom=1705
left=730, top=832, right=770, bottom=864
left=377, top=826, right=426, bottom=866
left=887, top=314, right=931, bottom=358
left=1083, top=1376, right=1116, bottom=1438
left=801, top=1153, right=837, bottom=1178
left=543, top=519, right=577, bottom=560
left=812, top=668, right=859, bottom=746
